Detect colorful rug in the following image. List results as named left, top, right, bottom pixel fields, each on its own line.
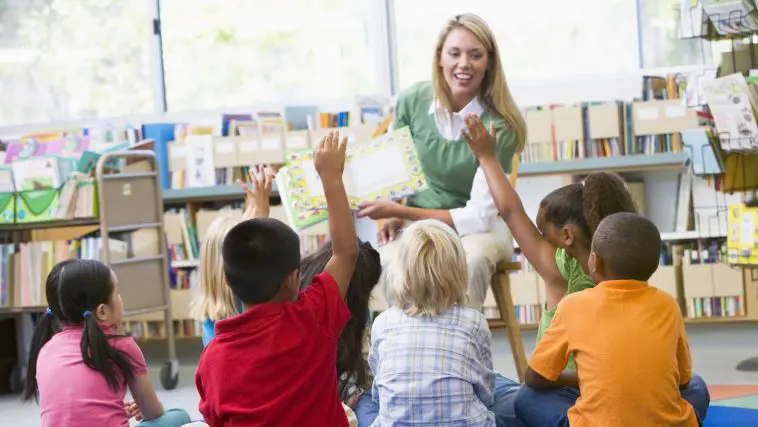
left=706, top=385, right=758, bottom=426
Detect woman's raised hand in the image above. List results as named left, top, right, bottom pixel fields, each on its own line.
left=463, top=113, right=497, bottom=159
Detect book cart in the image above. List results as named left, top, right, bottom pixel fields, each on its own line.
left=0, top=150, right=179, bottom=393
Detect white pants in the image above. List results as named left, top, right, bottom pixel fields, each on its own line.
left=370, top=226, right=512, bottom=312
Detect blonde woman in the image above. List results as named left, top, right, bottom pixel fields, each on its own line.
left=189, top=166, right=273, bottom=347
left=357, top=13, right=524, bottom=314
left=357, top=220, right=518, bottom=427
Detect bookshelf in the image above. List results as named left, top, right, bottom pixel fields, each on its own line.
left=0, top=150, right=182, bottom=392
left=677, top=0, right=758, bottom=372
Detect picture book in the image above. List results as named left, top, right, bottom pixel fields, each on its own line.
left=276, top=126, right=426, bottom=230
left=282, top=126, right=426, bottom=211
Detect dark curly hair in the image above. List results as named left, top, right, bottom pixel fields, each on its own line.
left=299, top=240, right=381, bottom=395
left=539, top=171, right=638, bottom=246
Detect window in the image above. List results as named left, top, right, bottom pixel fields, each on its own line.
left=639, top=0, right=721, bottom=68
left=0, top=0, right=156, bottom=126
left=160, top=0, right=381, bottom=112
left=392, top=0, right=640, bottom=92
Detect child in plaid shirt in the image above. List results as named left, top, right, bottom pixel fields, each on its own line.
left=366, top=219, right=500, bottom=426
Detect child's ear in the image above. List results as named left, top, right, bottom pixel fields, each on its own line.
left=95, top=303, right=108, bottom=322
left=562, top=226, right=576, bottom=246
left=284, top=269, right=300, bottom=297
left=589, top=252, right=604, bottom=282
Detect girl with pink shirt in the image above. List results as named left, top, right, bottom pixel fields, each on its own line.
left=22, top=258, right=192, bottom=427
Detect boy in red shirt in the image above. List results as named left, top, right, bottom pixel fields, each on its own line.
left=195, top=131, right=358, bottom=427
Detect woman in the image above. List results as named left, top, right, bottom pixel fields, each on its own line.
left=357, top=13, right=525, bottom=314
left=354, top=13, right=525, bottom=427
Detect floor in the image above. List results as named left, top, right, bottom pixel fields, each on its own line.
left=1, top=323, right=757, bottom=426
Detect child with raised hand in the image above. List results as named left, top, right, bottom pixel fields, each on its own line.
left=23, top=258, right=191, bottom=427
left=189, top=165, right=274, bottom=347
left=367, top=219, right=499, bottom=426
left=462, top=113, right=637, bottom=370
left=195, top=131, right=359, bottom=426
left=515, top=213, right=710, bottom=426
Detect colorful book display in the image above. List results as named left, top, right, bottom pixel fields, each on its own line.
left=276, top=126, right=427, bottom=230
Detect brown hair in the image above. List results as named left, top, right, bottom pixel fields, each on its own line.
left=300, top=240, right=381, bottom=393
left=540, top=171, right=638, bottom=244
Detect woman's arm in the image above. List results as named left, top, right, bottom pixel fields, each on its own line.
left=463, top=115, right=565, bottom=286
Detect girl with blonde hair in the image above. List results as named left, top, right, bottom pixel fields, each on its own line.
left=189, top=166, right=274, bottom=347
left=357, top=12, right=524, bottom=315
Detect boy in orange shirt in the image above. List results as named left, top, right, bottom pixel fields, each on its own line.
left=515, top=212, right=710, bottom=426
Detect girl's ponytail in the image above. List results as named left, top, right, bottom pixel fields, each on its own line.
left=22, top=258, right=75, bottom=402
left=22, top=309, right=57, bottom=402
left=582, top=171, right=638, bottom=236
left=80, top=310, right=135, bottom=390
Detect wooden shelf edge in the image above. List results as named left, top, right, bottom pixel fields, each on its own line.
left=519, top=152, right=689, bottom=177
left=684, top=316, right=758, bottom=325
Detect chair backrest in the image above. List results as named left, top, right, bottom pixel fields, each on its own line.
left=373, top=114, right=521, bottom=187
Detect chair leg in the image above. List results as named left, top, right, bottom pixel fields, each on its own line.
left=491, top=271, right=528, bottom=382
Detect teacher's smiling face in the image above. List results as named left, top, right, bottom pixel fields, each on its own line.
left=439, top=27, right=489, bottom=110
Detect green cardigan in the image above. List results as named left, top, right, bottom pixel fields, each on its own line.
left=393, top=81, right=518, bottom=210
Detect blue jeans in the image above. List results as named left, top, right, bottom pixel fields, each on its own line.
left=135, top=408, right=192, bottom=427
left=514, top=374, right=710, bottom=427
left=354, top=374, right=524, bottom=427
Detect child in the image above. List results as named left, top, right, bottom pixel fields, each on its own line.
left=368, top=219, right=498, bottom=426
left=463, top=114, right=637, bottom=370
left=195, top=131, right=359, bottom=426
left=22, top=258, right=191, bottom=427
left=189, top=165, right=274, bottom=347
left=299, top=240, right=382, bottom=409
left=515, top=213, right=710, bottom=426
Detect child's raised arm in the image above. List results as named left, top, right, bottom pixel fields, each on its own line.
left=314, top=131, right=358, bottom=296
left=463, top=114, right=564, bottom=289
left=238, top=165, right=275, bottom=219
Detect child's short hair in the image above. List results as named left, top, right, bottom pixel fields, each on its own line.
left=387, top=219, right=467, bottom=316
left=592, top=212, right=661, bottom=281
left=540, top=171, right=637, bottom=242
left=222, top=218, right=301, bottom=305
left=190, top=212, right=243, bottom=321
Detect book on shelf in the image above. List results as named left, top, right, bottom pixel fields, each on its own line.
left=276, top=126, right=427, bottom=230
left=0, top=237, right=127, bottom=308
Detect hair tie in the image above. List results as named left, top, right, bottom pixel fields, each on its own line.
left=83, top=310, right=93, bottom=319
left=46, top=307, right=53, bottom=317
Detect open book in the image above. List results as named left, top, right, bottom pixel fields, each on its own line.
left=276, top=126, right=426, bottom=230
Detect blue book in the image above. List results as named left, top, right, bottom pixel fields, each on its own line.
left=681, top=129, right=722, bottom=175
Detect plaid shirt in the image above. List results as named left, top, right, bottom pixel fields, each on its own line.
left=368, top=306, right=496, bottom=426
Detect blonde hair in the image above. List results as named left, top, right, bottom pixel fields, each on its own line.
left=387, top=220, right=468, bottom=316
left=432, top=13, right=527, bottom=153
left=189, top=212, right=243, bottom=321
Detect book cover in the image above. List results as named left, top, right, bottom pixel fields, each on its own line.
left=280, top=126, right=426, bottom=213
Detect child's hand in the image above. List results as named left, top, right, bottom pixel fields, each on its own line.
left=124, top=400, right=142, bottom=421
left=313, top=131, right=348, bottom=183
left=238, top=165, right=274, bottom=219
left=463, top=113, right=497, bottom=159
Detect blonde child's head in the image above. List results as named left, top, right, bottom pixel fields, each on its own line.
left=387, top=219, right=468, bottom=316
left=190, top=212, right=243, bottom=321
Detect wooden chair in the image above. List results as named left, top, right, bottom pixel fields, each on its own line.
left=374, top=114, right=528, bottom=381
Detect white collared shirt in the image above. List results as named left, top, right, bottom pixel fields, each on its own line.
left=427, top=98, right=506, bottom=236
